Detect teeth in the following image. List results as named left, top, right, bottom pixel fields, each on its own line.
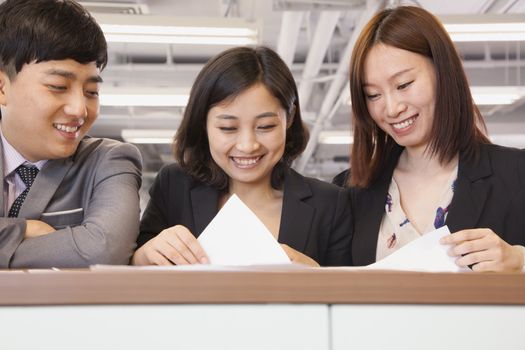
left=54, top=123, right=80, bottom=133
left=232, top=157, right=260, bottom=165
left=392, top=117, right=415, bottom=130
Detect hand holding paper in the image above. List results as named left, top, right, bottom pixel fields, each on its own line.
left=365, top=226, right=469, bottom=272
left=441, top=228, right=525, bottom=272
left=133, top=225, right=209, bottom=265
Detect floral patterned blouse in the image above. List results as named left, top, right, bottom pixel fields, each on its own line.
left=376, top=166, right=458, bottom=262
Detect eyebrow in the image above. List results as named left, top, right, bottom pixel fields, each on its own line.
left=363, top=67, right=414, bottom=87
left=43, top=69, right=104, bottom=83
left=214, top=112, right=279, bottom=120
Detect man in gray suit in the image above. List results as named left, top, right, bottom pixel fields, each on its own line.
left=0, top=0, right=142, bottom=268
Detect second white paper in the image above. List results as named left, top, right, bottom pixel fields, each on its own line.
left=197, top=194, right=291, bottom=266
left=365, top=225, right=468, bottom=272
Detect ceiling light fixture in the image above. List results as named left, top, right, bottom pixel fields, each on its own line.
left=121, top=129, right=175, bottom=144
left=318, top=130, right=353, bottom=145
left=441, top=14, right=525, bottom=42
left=100, top=87, right=189, bottom=107
left=93, top=13, right=259, bottom=45
left=470, top=86, right=524, bottom=105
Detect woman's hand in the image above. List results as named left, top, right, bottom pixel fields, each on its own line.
left=440, top=228, right=524, bottom=272
left=132, top=225, right=209, bottom=266
left=281, top=244, right=320, bottom=267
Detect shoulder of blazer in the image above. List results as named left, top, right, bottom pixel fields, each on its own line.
left=71, top=136, right=141, bottom=165
left=464, top=142, right=525, bottom=182
left=285, top=167, right=344, bottom=204
left=458, top=142, right=524, bottom=183
left=481, top=142, right=525, bottom=164
left=155, top=163, right=199, bottom=192
left=283, top=168, right=312, bottom=200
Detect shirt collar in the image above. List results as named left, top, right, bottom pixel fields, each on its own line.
left=0, top=125, right=47, bottom=177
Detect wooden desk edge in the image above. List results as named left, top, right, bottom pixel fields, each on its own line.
left=1, top=269, right=524, bottom=306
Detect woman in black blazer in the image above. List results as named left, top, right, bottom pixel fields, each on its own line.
left=133, top=47, right=351, bottom=267
left=334, top=6, right=524, bottom=272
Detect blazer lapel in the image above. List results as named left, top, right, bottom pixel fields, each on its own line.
left=18, top=158, right=73, bottom=219
left=352, top=145, right=403, bottom=266
left=190, top=184, right=219, bottom=236
left=0, top=142, right=5, bottom=217
left=446, top=146, right=492, bottom=232
left=352, top=181, right=390, bottom=266
left=278, top=169, right=314, bottom=252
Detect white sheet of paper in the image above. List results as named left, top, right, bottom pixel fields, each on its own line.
left=197, top=194, right=291, bottom=266
left=364, top=226, right=467, bottom=272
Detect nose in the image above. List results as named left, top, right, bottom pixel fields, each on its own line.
left=63, top=89, right=88, bottom=118
left=385, top=93, right=407, bottom=119
left=235, top=129, right=260, bottom=153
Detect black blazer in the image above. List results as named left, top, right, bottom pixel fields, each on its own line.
left=139, top=164, right=352, bottom=266
left=333, top=143, right=525, bottom=266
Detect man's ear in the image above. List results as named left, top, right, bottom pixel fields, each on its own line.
left=0, top=71, right=10, bottom=106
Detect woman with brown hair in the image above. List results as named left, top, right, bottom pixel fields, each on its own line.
left=334, top=6, right=525, bottom=271
left=133, top=46, right=351, bottom=267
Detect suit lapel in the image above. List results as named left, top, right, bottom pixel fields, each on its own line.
left=446, top=146, right=492, bottom=232
left=190, top=184, right=219, bottom=237
left=352, top=145, right=403, bottom=266
left=0, top=141, right=5, bottom=217
left=18, top=158, right=73, bottom=219
left=278, top=169, right=314, bottom=252
left=352, top=181, right=390, bottom=266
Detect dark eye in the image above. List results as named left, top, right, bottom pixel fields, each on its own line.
left=257, top=124, right=276, bottom=130
left=218, top=126, right=236, bottom=132
left=86, top=90, right=99, bottom=98
left=397, top=80, right=414, bottom=90
left=366, top=93, right=380, bottom=101
left=48, top=85, right=66, bottom=91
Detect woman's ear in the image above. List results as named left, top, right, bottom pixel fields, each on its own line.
left=286, top=104, right=296, bottom=129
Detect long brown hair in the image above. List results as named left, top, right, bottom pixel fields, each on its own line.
left=174, top=46, right=309, bottom=191
left=349, top=6, right=489, bottom=188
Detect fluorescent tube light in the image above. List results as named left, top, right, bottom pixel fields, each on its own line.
left=101, top=24, right=257, bottom=37
left=441, top=14, right=525, bottom=42
left=447, top=32, right=525, bottom=42
left=93, top=13, right=259, bottom=45
left=470, top=86, right=524, bottom=105
left=100, top=87, right=189, bottom=107
left=102, top=34, right=256, bottom=45
left=100, top=93, right=189, bottom=107
left=121, top=129, right=175, bottom=144
left=489, top=134, right=525, bottom=148
left=318, top=130, right=353, bottom=144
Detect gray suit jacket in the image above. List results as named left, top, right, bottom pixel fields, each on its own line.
left=0, top=136, right=142, bottom=268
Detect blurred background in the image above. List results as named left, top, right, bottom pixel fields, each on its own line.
left=77, top=0, right=525, bottom=204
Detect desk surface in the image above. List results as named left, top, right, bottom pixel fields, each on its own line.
left=1, top=268, right=524, bottom=306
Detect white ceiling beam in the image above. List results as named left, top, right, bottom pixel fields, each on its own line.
left=276, top=11, right=306, bottom=67
left=479, top=0, right=521, bottom=13
left=297, top=11, right=341, bottom=106
left=296, top=0, right=387, bottom=172
left=499, top=0, right=520, bottom=13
